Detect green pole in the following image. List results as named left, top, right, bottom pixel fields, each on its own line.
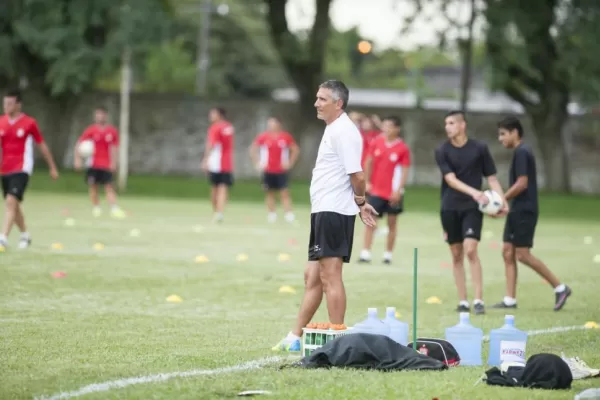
left=412, top=247, right=418, bottom=350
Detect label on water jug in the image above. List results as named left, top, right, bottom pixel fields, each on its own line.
left=500, top=340, right=526, bottom=363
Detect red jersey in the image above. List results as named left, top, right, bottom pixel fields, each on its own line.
left=368, top=136, right=411, bottom=200
left=0, top=114, right=44, bottom=175
left=361, top=129, right=381, bottom=168
left=253, top=131, right=297, bottom=174
left=207, top=120, right=234, bottom=173
left=77, top=124, right=119, bottom=170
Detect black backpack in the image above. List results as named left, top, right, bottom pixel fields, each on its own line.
left=407, top=338, right=461, bottom=367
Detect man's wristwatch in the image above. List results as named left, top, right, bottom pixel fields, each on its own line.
left=354, top=194, right=366, bottom=207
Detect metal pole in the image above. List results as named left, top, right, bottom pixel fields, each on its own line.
left=196, top=0, right=212, bottom=95
left=118, top=47, right=132, bottom=191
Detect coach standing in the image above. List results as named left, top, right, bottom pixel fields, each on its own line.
left=273, top=80, right=378, bottom=351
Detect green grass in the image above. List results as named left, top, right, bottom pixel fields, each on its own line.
left=1, top=182, right=599, bottom=399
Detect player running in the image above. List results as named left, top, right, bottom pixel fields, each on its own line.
left=434, top=110, right=507, bottom=315
left=358, top=116, right=411, bottom=264
left=74, top=107, right=125, bottom=219
left=249, top=116, right=300, bottom=223
left=0, top=89, right=59, bottom=250
left=202, top=107, right=234, bottom=223
left=494, top=116, right=571, bottom=311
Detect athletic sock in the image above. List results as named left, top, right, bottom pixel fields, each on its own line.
left=554, top=284, right=566, bottom=293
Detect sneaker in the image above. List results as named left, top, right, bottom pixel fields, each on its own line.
left=0, top=238, right=7, bottom=251
left=491, top=301, right=517, bottom=309
left=92, top=207, right=102, bottom=218
left=474, top=303, right=486, bottom=315
left=561, top=352, right=599, bottom=380
left=271, top=336, right=301, bottom=352
left=111, top=207, right=126, bottom=219
left=554, top=286, right=572, bottom=311
left=382, top=259, right=391, bottom=265
left=17, top=236, right=31, bottom=249
left=212, top=213, right=224, bottom=223
left=456, top=304, right=470, bottom=312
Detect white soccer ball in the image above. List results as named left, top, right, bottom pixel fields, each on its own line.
left=77, top=140, right=95, bottom=158
left=478, top=190, right=504, bottom=215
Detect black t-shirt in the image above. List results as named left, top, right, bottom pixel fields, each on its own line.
left=509, top=142, right=538, bottom=213
left=434, top=139, right=497, bottom=211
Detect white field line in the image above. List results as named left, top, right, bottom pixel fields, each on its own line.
left=35, top=325, right=595, bottom=400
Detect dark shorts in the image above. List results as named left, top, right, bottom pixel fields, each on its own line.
left=503, top=211, right=538, bottom=248
left=441, top=208, right=483, bottom=244
left=1, top=173, right=29, bottom=202
left=209, top=172, right=233, bottom=187
left=262, top=172, right=288, bottom=191
left=367, top=195, right=404, bottom=217
left=308, top=212, right=356, bottom=263
left=86, top=168, right=113, bottom=185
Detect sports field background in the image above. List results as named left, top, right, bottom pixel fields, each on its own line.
left=1, top=170, right=599, bottom=399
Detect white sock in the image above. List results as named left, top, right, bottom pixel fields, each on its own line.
left=383, top=251, right=393, bottom=261
left=0, top=234, right=7, bottom=242
left=503, top=296, right=517, bottom=306
left=20, top=232, right=30, bottom=239
left=360, top=249, right=371, bottom=260
left=554, top=284, right=566, bottom=293
left=459, top=300, right=470, bottom=307
left=284, top=212, right=295, bottom=222
left=286, top=331, right=301, bottom=341
left=473, top=299, right=484, bottom=305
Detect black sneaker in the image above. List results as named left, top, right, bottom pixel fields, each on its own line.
left=474, top=303, right=486, bottom=315
left=358, top=258, right=371, bottom=264
left=554, top=286, right=572, bottom=311
left=491, top=301, right=517, bottom=309
left=456, top=304, right=470, bottom=312
left=382, top=259, right=391, bottom=265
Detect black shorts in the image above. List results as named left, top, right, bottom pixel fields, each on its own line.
left=262, top=172, right=288, bottom=191
left=209, top=172, right=233, bottom=187
left=441, top=208, right=483, bottom=244
left=86, top=168, right=113, bottom=185
left=503, top=211, right=538, bottom=248
left=1, top=173, right=29, bottom=202
left=367, top=195, right=403, bottom=217
left=308, top=212, right=356, bottom=263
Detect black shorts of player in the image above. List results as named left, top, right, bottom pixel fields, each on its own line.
left=440, top=208, right=483, bottom=244
left=209, top=172, right=234, bottom=187
left=367, top=195, right=404, bottom=218
left=503, top=211, right=538, bottom=248
left=1, top=173, right=29, bottom=202
left=308, top=212, right=356, bottom=263
left=262, top=172, right=288, bottom=191
left=86, top=168, right=113, bottom=185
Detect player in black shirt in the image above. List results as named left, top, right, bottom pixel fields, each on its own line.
left=434, top=110, right=508, bottom=315
left=493, top=116, right=571, bottom=311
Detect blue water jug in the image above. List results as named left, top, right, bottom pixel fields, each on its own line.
left=444, top=312, right=483, bottom=366
left=487, top=315, right=528, bottom=366
left=351, top=308, right=391, bottom=337
left=382, top=307, right=409, bottom=346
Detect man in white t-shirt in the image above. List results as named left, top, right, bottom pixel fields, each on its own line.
left=273, top=79, right=378, bottom=352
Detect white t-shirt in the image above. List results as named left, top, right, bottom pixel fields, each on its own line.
left=310, top=112, right=363, bottom=215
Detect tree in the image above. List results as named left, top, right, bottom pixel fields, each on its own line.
left=264, top=0, right=334, bottom=119
left=484, top=0, right=600, bottom=191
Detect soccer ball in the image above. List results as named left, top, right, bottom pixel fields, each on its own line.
left=478, top=190, right=503, bottom=215
left=77, top=140, right=95, bottom=158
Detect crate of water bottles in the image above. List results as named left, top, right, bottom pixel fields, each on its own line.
left=301, top=323, right=350, bottom=357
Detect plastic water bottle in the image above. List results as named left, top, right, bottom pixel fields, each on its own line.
left=351, top=308, right=391, bottom=337
left=487, top=315, right=528, bottom=366
left=382, top=307, right=409, bottom=346
left=444, top=312, right=483, bottom=366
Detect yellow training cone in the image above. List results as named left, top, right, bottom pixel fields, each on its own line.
left=51, top=243, right=64, bottom=251
left=195, top=255, right=209, bottom=263
left=593, top=254, right=600, bottom=264
left=395, top=311, right=401, bottom=318
left=0, top=245, right=5, bottom=252
left=64, top=218, right=75, bottom=227
left=584, top=321, right=599, bottom=329
left=426, top=296, right=442, bottom=304
left=236, top=253, right=248, bottom=262
left=93, top=243, right=104, bottom=251
left=279, top=285, right=296, bottom=294
left=166, top=294, right=183, bottom=303
left=278, top=253, right=291, bottom=262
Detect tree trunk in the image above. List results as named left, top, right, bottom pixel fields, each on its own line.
left=530, top=106, right=571, bottom=192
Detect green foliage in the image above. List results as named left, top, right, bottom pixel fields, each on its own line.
left=142, top=37, right=196, bottom=93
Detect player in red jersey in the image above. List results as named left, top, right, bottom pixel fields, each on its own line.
left=74, top=107, right=125, bottom=219
left=358, top=116, right=411, bottom=264
left=0, top=89, right=59, bottom=250
left=249, top=117, right=300, bottom=223
left=360, top=115, right=382, bottom=169
left=201, top=107, right=234, bottom=223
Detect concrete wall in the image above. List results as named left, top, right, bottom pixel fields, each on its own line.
left=23, top=92, right=600, bottom=194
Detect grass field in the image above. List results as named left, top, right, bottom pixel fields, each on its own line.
left=1, top=173, right=600, bottom=399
